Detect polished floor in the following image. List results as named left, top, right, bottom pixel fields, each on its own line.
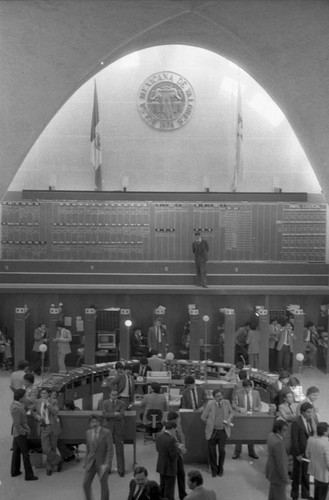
left=0, top=367, right=328, bottom=500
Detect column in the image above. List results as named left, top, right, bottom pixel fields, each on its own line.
left=48, top=305, right=63, bottom=373
left=292, top=310, right=305, bottom=374
left=84, top=308, right=96, bottom=365
left=258, top=309, right=269, bottom=371
left=189, top=308, right=201, bottom=361
left=14, top=306, right=29, bottom=369
left=222, top=309, right=235, bottom=364
left=119, top=309, right=131, bottom=361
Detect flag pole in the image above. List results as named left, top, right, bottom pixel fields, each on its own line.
left=90, top=80, right=102, bottom=191
left=232, top=79, right=243, bottom=192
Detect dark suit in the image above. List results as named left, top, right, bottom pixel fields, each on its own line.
left=232, top=388, right=262, bottom=456
left=10, top=401, right=35, bottom=480
left=130, top=333, right=148, bottom=358
left=102, top=397, right=126, bottom=475
left=192, top=239, right=209, bottom=286
left=180, top=386, right=207, bottom=410
left=147, top=325, right=168, bottom=357
left=265, top=432, right=289, bottom=500
left=291, top=415, right=312, bottom=499
left=127, top=478, right=162, bottom=500
left=83, top=426, right=113, bottom=500
left=156, top=430, right=180, bottom=500
left=30, top=397, right=62, bottom=470
left=111, top=372, right=135, bottom=408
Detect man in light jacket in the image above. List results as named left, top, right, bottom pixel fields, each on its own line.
left=201, top=388, right=233, bottom=477
left=306, top=421, right=329, bottom=500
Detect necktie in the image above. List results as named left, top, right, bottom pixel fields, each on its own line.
left=134, top=486, right=142, bottom=500
left=93, top=429, right=98, bottom=444
left=191, top=389, right=197, bottom=409
left=288, top=404, right=294, bottom=414
left=42, top=402, right=49, bottom=423
left=157, top=327, right=161, bottom=343
left=307, top=420, right=313, bottom=436
left=247, top=394, right=252, bottom=411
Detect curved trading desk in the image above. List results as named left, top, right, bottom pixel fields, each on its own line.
left=180, top=410, right=275, bottom=464
left=39, top=362, right=277, bottom=466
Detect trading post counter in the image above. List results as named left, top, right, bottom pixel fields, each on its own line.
left=180, top=410, right=275, bottom=464
left=27, top=410, right=137, bottom=466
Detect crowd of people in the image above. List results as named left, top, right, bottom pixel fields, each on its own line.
left=6, top=310, right=329, bottom=500
left=235, top=318, right=323, bottom=372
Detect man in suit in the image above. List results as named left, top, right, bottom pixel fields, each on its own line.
left=185, top=470, right=217, bottom=500
left=31, top=322, right=47, bottom=375
left=30, top=387, right=63, bottom=475
left=22, top=372, right=39, bottom=408
left=130, top=328, right=148, bottom=358
left=291, top=401, right=314, bottom=500
left=181, top=375, right=207, bottom=411
left=10, top=359, right=29, bottom=392
left=235, top=322, right=250, bottom=364
left=147, top=350, right=165, bottom=371
left=303, top=321, right=318, bottom=367
left=306, top=421, right=329, bottom=500
left=297, top=385, right=320, bottom=430
left=265, top=419, right=290, bottom=500
left=232, top=379, right=262, bottom=459
left=167, top=411, right=187, bottom=500
left=276, top=321, right=295, bottom=372
left=10, top=388, right=38, bottom=481
left=53, top=320, right=72, bottom=372
left=278, top=391, right=298, bottom=422
left=132, top=357, right=152, bottom=395
left=111, top=362, right=135, bottom=409
left=156, top=421, right=183, bottom=500
left=127, top=466, right=161, bottom=500
left=192, top=231, right=209, bottom=288
left=102, top=388, right=126, bottom=477
left=83, top=414, right=113, bottom=500
left=147, top=318, right=168, bottom=357
left=201, top=388, right=233, bottom=477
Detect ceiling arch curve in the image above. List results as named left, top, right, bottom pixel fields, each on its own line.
left=1, top=0, right=329, bottom=199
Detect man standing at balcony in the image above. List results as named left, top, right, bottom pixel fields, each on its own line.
left=192, top=231, right=209, bottom=288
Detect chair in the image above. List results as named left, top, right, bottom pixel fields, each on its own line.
left=143, top=409, right=163, bottom=445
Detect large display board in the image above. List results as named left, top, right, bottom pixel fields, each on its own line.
left=1, top=198, right=326, bottom=261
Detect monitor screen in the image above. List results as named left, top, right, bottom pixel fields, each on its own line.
left=97, top=332, right=116, bottom=349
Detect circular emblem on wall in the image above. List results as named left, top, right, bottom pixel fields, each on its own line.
left=138, top=71, right=195, bottom=131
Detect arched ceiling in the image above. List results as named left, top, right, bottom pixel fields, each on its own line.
left=1, top=0, right=329, bottom=199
